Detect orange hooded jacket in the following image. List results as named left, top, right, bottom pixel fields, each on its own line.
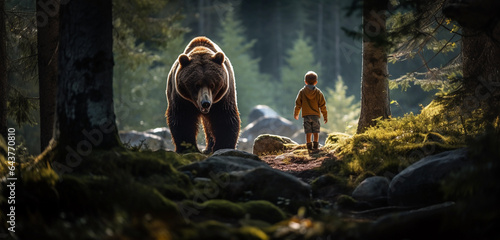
left=294, top=85, right=327, bottom=120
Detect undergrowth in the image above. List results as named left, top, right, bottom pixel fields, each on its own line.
left=322, top=100, right=485, bottom=182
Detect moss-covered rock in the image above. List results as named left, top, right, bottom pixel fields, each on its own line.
left=201, top=199, right=246, bottom=219
left=212, top=148, right=261, bottom=161
left=253, top=134, right=297, bottom=156
left=241, top=200, right=287, bottom=224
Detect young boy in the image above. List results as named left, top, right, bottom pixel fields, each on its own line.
left=294, top=71, right=328, bottom=152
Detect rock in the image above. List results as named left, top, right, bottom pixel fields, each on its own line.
left=252, top=134, right=297, bottom=156
left=179, top=153, right=311, bottom=203
left=388, top=148, right=470, bottom=206
left=119, top=130, right=169, bottom=151
left=145, top=127, right=171, bottom=140
left=212, top=149, right=261, bottom=161
left=247, top=105, right=279, bottom=124
left=228, top=167, right=311, bottom=202
left=352, top=176, right=389, bottom=202
left=238, top=116, right=299, bottom=152
left=178, top=155, right=271, bottom=178
left=366, top=202, right=456, bottom=239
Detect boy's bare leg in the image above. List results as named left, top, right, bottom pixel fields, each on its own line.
left=306, top=133, right=312, bottom=143
left=313, top=133, right=319, bottom=142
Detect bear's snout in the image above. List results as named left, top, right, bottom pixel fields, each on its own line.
left=198, top=87, right=212, bottom=114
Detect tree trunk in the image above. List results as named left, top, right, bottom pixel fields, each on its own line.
left=461, top=26, right=500, bottom=120
left=37, top=0, right=59, bottom=151
left=333, top=1, right=341, bottom=78
left=55, top=0, right=120, bottom=149
left=317, top=0, right=323, bottom=69
left=0, top=0, right=7, bottom=140
left=357, top=0, right=391, bottom=134
left=443, top=0, right=500, bottom=121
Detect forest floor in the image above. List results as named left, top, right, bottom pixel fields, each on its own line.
left=260, top=146, right=334, bottom=184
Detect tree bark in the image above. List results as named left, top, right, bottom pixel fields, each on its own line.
left=460, top=26, right=500, bottom=120
left=357, top=0, right=391, bottom=134
left=0, top=0, right=7, bottom=140
left=333, top=0, right=341, bottom=78
left=443, top=0, right=500, bottom=120
left=55, top=0, right=120, bottom=149
left=37, top=0, right=59, bottom=151
left=317, top=0, right=323, bottom=68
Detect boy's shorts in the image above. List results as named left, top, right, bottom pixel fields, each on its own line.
left=303, top=115, right=320, bottom=133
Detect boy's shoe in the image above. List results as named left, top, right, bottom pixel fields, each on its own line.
left=313, top=142, right=319, bottom=151
left=306, top=142, right=313, bottom=151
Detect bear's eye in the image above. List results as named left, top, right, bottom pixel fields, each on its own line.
left=209, top=83, right=215, bottom=89
left=195, top=83, right=201, bottom=89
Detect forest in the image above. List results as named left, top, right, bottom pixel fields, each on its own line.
left=0, top=0, right=499, bottom=239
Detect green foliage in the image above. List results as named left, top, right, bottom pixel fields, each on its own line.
left=7, top=88, right=38, bottom=126
left=216, top=9, right=274, bottom=125
left=323, top=100, right=469, bottom=180
left=387, top=2, right=460, bottom=92
left=277, top=32, right=321, bottom=118
left=324, top=77, right=360, bottom=134
left=112, top=0, right=187, bottom=131
left=112, top=0, right=186, bottom=50
left=4, top=7, right=39, bottom=127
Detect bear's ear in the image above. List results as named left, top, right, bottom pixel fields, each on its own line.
left=211, top=52, right=225, bottom=65
left=178, top=54, right=191, bottom=67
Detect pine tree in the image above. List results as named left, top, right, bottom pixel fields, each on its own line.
left=357, top=0, right=391, bottom=133
left=112, top=0, right=187, bottom=131
left=278, top=32, right=321, bottom=118
left=325, top=76, right=360, bottom=134
left=217, top=9, right=273, bottom=125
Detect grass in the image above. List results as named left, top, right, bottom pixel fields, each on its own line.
left=322, top=101, right=470, bottom=183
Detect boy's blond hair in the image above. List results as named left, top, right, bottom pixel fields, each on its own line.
left=304, top=71, right=318, bottom=85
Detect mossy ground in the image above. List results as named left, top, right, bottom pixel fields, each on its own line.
left=1, top=101, right=499, bottom=239
left=321, top=101, right=473, bottom=185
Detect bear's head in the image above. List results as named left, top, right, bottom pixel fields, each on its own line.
left=175, top=48, right=229, bottom=114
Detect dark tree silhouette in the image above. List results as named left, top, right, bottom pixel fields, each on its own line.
left=0, top=0, right=7, bottom=140
left=55, top=0, right=120, bottom=149
left=357, top=0, right=391, bottom=133
left=37, top=0, right=59, bottom=151
left=443, top=0, right=500, bottom=121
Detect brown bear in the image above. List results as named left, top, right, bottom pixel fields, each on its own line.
left=166, top=36, right=240, bottom=153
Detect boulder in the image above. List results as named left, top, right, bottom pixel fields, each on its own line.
left=228, top=167, right=312, bottom=202
left=119, top=130, right=169, bottom=151
left=352, top=176, right=389, bottom=202
left=252, top=134, right=298, bottom=156
left=212, top=149, right=261, bottom=161
left=247, top=105, right=279, bottom=124
left=366, top=202, right=456, bottom=239
left=388, top=148, right=470, bottom=206
left=178, top=155, right=270, bottom=178
left=145, top=127, right=171, bottom=140
left=238, top=116, right=298, bottom=152
left=179, top=153, right=311, bottom=203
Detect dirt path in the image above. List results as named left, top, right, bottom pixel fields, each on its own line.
left=260, top=147, right=336, bottom=183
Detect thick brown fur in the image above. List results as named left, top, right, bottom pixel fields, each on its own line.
left=166, top=36, right=240, bottom=153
